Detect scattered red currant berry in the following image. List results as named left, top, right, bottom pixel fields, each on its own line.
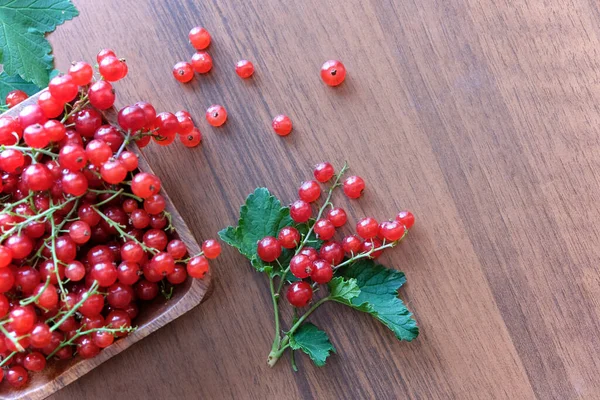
left=379, top=220, right=406, bottom=242
left=206, top=105, right=227, bottom=127
left=321, top=60, right=346, bottom=86
left=5, top=90, right=28, bottom=108
left=342, top=235, right=362, bottom=254
left=202, top=239, right=221, bottom=259
left=191, top=52, right=213, bottom=74
left=356, top=217, right=379, bottom=239
left=343, top=175, right=365, bottom=199
left=396, top=210, right=415, bottom=229
left=313, top=219, right=335, bottom=240
left=68, top=61, right=94, bottom=86
left=180, top=128, right=202, bottom=147
left=189, top=26, right=211, bottom=50
left=173, top=61, right=194, bottom=83
left=257, top=236, right=281, bottom=262
left=97, top=48, right=116, bottom=63
left=287, top=281, right=313, bottom=307
left=175, top=110, right=194, bottom=134
left=298, top=180, right=321, bottom=203
left=311, top=259, right=333, bottom=284
left=313, top=162, right=335, bottom=182
left=277, top=226, right=300, bottom=249
left=290, top=200, right=311, bottom=223
left=99, top=56, right=127, bottom=82
left=327, top=207, right=347, bottom=227
left=187, top=256, right=209, bottom=279
left=235, top=60, right=254, bottom=78
left=6, top=365, right=28, bottom=388
left=272, top=115, right=292, bottom=136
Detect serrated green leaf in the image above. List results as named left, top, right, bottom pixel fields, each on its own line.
left=289, top=323, right=335, bottom=367
left=0, top=0, right=79, bottom=87
left=218, top=188, right=293, bottom=272
left=0, top=72, right=40, bottom=104
left=328, top=277, right=360, bottom=305
left=338, top=259, right=418, bottom=341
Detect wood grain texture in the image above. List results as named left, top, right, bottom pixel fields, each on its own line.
left=42, top=0, right=600, bottom=398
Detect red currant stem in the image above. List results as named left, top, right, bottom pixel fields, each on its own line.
left=268, top=275, right=281, bottom=353
left=177, top=251, right=204, bottom=264
left=49, top=204, right=69, bottom=298
left=19, top=276, right=52, bottom=306
left=92, top=206, right=159, bottom=255
left=89, top=188, right=142, bottom=202
left=2, top=190, right=35, bottom=212
left=46, top=325, right=137, bottom=360
left=290, top=348, right=298, bottom=372
left=0, top=145, right=57, bottom=159
left=60, top=96, right=89, bottom=123
left=0, top=351, right=17, bottom=367
left=93, top=188, right=124, bottom=207
left=164, top=210, right=175, bottom=232
left=0, top=196, right=77, bottom=242
left=50, top=281, right=100, bottom=332
left=115, top=130, right=131, bottom=159
left=0, top=324, right=24, bottom=352
left=333, top=241, right=398, bottom=271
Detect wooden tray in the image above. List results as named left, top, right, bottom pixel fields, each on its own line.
left=0, top=93, right=212, bottom=400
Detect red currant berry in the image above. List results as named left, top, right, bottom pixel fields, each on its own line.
left=257, top=236, right=282, bottom=262
left=167, top=239, right=188, bottom=259
left=187, top=256, right=209, bottom=279
left=278, top=227, right=301, bottom=249
left=206, top=105, right=227, bottom=126
left=310, top=259, right=333, bottom=284
left=68, top=61, right=94, bottom=86
left=130, top=209, right=150, bottom=229
left=92, top=330, right=115, bottom=348
left=342, top=235, right=362, bottom=254
left=272, top=115, right=292, bottom=136
left=97, top=48, right=116, bottom=63
left=0, top=268, right=14, bottom=293
left=151, top=252, right=175, bottom=275
left=44, top=120, right=66, bottom=142
left=118, top=151, right=139, bottom=171
left=298, top=180, right=321, bottom=203
left=85, top=139, right=112, bottom=167
left=59, top=144, right=87, bottom=171
left=235, top=60, right=254, bottom=78
left=29, top=323, right=52, bottom=348
left=167, top=265, right=187, bottom=285
left=396, top=210, right=415, bottom=229
left=91, top=261, right=118, bottom=287
left=49, top=74, right=79, bottom=102
left=175, top=110, right=194, bottom=134
left=191, top=51, right=213, bottom=73
left=189, top=26, right=211, bottom=50
left=34, top=283, right=58, bottom=309
left=313, top=219, right=335, bottom=240
left=5, top=90, right=28, bottom=108
left=0, top=246, right=12, bottom=268
left=121, top=241, right=144, bottom=263
left=143, top=229, right=168, bottom=251
left=0, top=149, right=25, bottom=173
left=61, top=170, right=88, bottom=196
left=356, top=217, right=379, bottom=239
left=37, top=90, right=65, bottom=119
left=327, top=207, right=347, bottom=227
left=290, top=254, right=313, bottom=279
left=379, top=220, right=406, bottom=241
left=313, top=162, right=335, bottom=182
left=135, top=101, right=157, bottom=128
left=319, top=241, right=344, bottom=265
left=77, top=336, right=101, bottom=359
left=343, top=175, right=365, bottom=199
left=69, top=220, right=92, bottom=244
left=202, top=239, right=221, bottom=259
left=180, top=128, right=202, bottom=147
left=154, top=111, right=179, bottom=138
left=22, top=164, right=52, bottom=191
left=74, top=108, right=103, bottom=137
left=107, top=283, right=134, bottom=309
left=286, top=281, right=313, bottom=307
left=173, top=61, right=194, bottom=82
left=118, top=105, right=147, bottom=132
left=321, top=60, right=346, bottom=86
left=101, top=159, right=127, bottom=184
left=65, top=261, right=86, bottom=282
left=19, top=104, right=47, bottom=129
left=88, top=80, right=115, bottom=110
left=361, top=238, right=384, bottom=259
left=99, top=56, right=127, bottom=81
left=9, top=305, right=36, bottom=334
left=105, top=310, right=131, bottom=337
left=117, top=261, right=140, bottom=285
left=6, top=365, right=28, bottom=388
left=290, top=200, right=312, bottom=223
left=144, top=194, right=166, bottom=215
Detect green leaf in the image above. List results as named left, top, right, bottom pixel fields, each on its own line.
left=289, top=323, right=335, bottom=367
left=338, top=259, right=419, bottom=341
left=218, top=188, right=293, bottom=272
left=328, top=277, right=360, bottom=305
left=0, top=0, right=79, bottom=87
left=0, top=72, right=40, bottom=104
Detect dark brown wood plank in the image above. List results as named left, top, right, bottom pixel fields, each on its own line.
left=40, top=0, right=600, bottom=398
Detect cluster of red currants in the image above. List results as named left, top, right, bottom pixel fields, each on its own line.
left=255, top=162, right=414, bottom=308
left=171, top=26, right=346, bottom=137
left=0, top=51, right=219, bottom=388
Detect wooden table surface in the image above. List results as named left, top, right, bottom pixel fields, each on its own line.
left=45, top=0, right=600, bottom=399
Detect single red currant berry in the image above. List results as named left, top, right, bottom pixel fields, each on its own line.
left=173, top=61, right=194, bottom=83
left=68, top=61, right=94, bottom=86
left=272, top=114, right=292, bottom=136
left=118, top=105, right=147, bottom=132
left=379, top=220, right=406, bottom=242
left=97, top=48, right=116, bottom=63
left=313, top=219, right=335, bottom=240
left=191, top=51, right=213, bottom=73
left=135, top=101, right=157, bottom=128
left=88, top=80, right=116, bottom=110
left=206, top=105, right=227, bottom=126
left=61, top=171, right=88, bottom=196
left=175, top=111, right=194, bottom=135
left=49, top=74, right=79, bottom=103
left=343, top=175, right=365, bottom=199
left=65, top=261, right=86, bottom=282
left=144, top=194, right=166, bottom=215
left=286, top=281, right=313, bottom=307
left=311, top=259, right=333, bottom=284
left=189, top=26, right=211, bottom=49
left=117, top=262, right=140, bottom=285
left=290, top=254, right=313, bottom=279
left=167, top=239, right=188, bottom=259
left=119, top=151, right=139, bottom=171
left=105, top=310, right=131, bottom=337
left=319, top=241, right=344, bottom=265
left=85, top=139, right=112, bottom=167
left=44, top=120, right=66, bottom=142
left=23, top=123, right=49, bottom=148
left=99, top=56, right=127, bottom=81
left=356, top=217, right=379, bottom=239
left=187, top=256, right=209, bottom=279
left=59, top=144, right=87, bottom=171
left=342, top=235, right=362, bottom=254
left=180, top=128, right=202, bottom=147
left=37, top=90, right=64, bottom=119
left=235, top=60, right=254, bottom=78
left=22, top=164, right=52, bottom=191
left=0, top=246, right=12, bottom=268
left=151, top=252, right=175, bottom=275
left=290, top=200, right=311, bottom=223
left=5, top=90, right=28, bottom=108
left=92, top=330, right=115, bottom=348
left=101, top=159, right=127, bottom=184
left=154, top=112, right=179, bottom=139
left=29, top=323, right=52, bottom=348
left=6, top=365, right=28, bottom=388
left=202, top=239, right=221, bottom=259
left=327, top=207, right=347, bottom=227
left=74, top=108, right=103, bottom=137
left=0, top=149, right=25, bottom=173
left=277, top=227, right=301, bottom=249
left=321, top=60, right=346, bottom=86
left=313, top=162, right=335, bottom=182
left=298, top=180, right=321, bottom=203
left=361, top=238, right=384, bottom=259
left=69, top=220, right=92, bottom=244
left=9, top=305, right=36, bottom=334
left=19, top=104, right=47, bottom=129
left=257, top=236, right=282, bottom=262
left=396, top=210, right=415, bottom=229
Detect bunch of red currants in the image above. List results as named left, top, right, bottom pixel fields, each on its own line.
left=0, top=50, right=218, bottom=388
